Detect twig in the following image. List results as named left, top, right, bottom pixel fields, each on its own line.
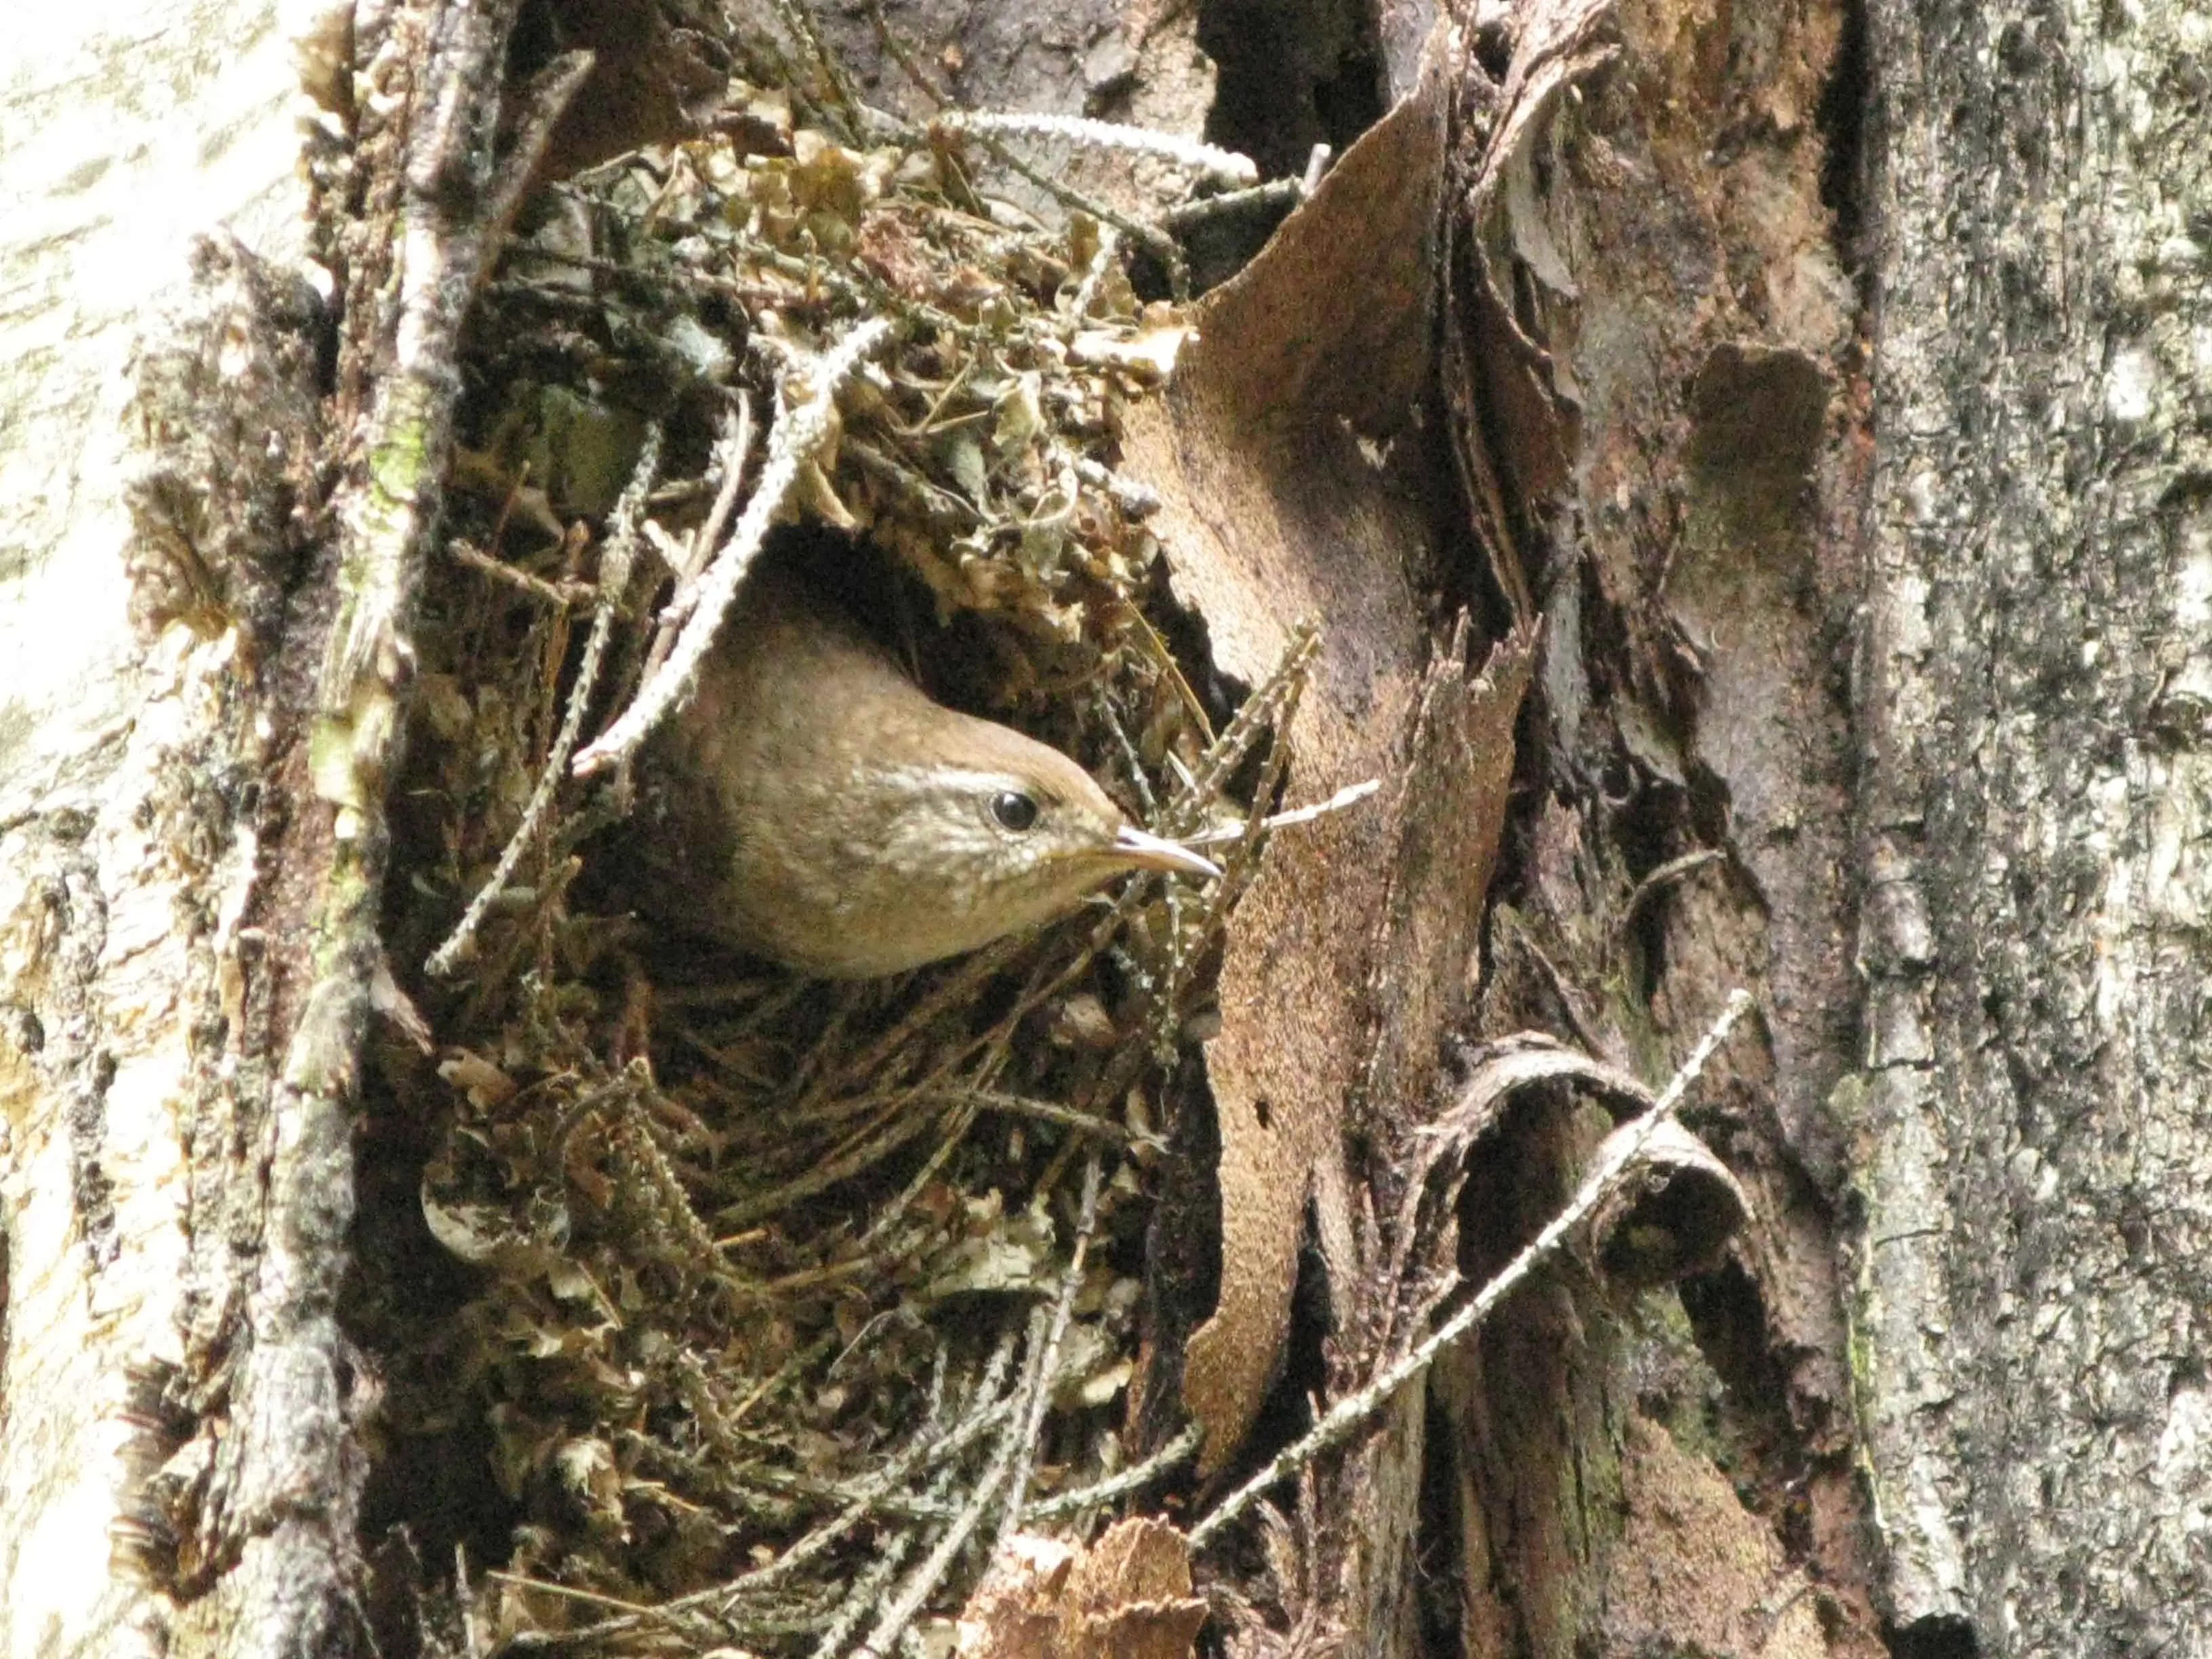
left=851, top=1322, right=1040, bottom=1656
left=1067, top=225, right=1122, bottom=323
left=689, top=396, right=757, bottom=579
left=766, top=0, right=865, bottom=135
left=427, top=425, right=662, bottom=976
left=936, top=110, right=1257, bottom=185
left=640, top=394, right=755, bottom=687
left=1155, top=176, right=1306, bottom=230
left=572, top=316, right=893, bottom=776
left=1618, top=846, right=1728, bottom=938
left=1069, top=452, right=1158, bottom=517
left=1162, top=624, right=1320, bottom=836
left=1299, top=141, right=1334, bottom=195
left=859, top=0, right=949, bottom=106
left=1023, top=1424, right=1202, bottom=1519
left=1188, top=989, right=1757, bottom=1549
left=478, top=51, right=596, bottom=255
left=445, top=537, right=596, bottom=607
left=994, top=1152, right=1104, bottom=1551
left=954, top=126, right=1191, bottom=298
left=716, top=1094, right=968, bottom=1233
left=1181, top=778, right=1381, bottom=847
left=915, top=1085, right=1140, bottom=1144
left=807, top=1458, right=960, bottom=1658
left=717, top=1393, right=1018, bottom=1599
left=245, top=4, right=580, bottom=1645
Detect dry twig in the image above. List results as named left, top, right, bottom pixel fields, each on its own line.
left=1188, top=989, right=1757, bottom=1548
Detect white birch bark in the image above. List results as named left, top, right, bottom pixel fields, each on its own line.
left=0, top=3, right=316, bottom=1652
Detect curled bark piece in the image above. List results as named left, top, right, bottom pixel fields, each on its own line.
left=1587, top=1118, right=1752, bottom=1290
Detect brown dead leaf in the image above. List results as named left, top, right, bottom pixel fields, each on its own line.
left=1122, top=22, right=1535, bottom=1476
left=958, top=1518, right=1206, bottom=1659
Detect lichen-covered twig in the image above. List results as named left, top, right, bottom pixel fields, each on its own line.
left=1023, top=1424, right=1202, bottom=1519
left=994, top=1151, right=1103, bottom=1550
left=951, top=125, right=1191, bottom=298
left=806, top=1460, right=956, bottom=1658
left=716, top=1392, right=1018, bottom=1601
left=1187, top=989, right=1757, bottom=1548
left=638, top=396, right=754, bottom=691
left=1067, top=226, right=1122, bottom=324
left=245, top=0, right=584, bottom=1641
left=1162, top=624, right=1321, bottom=836
left=1181, top=778, right=1381, bottom=848
left=844, top=1162, right=1099, bottom=1658
left=571, top=316, right=893, bottom=776
left=853, top=1316, right=1041, bottom=1656
left=444, top=536, right=596, bottom=607
left=426, top=424, right=661, bottom=976
left=766, top=0, right=866, bottom=134
left=936, top=110, right=1258, bottom=186
left=859, top=0, right=950, bottom=107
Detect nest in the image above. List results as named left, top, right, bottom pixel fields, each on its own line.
left=365, top=18, right=1304, bottom=1655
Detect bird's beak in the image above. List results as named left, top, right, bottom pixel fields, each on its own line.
left=1109, top=823, right=1223, bottom=880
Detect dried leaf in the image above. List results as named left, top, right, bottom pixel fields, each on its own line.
left=1122, top=23, right=1532, bottom=1475
left=958, top=1519, right=1206, bottom=1659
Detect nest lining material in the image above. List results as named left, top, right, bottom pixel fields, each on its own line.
left=373, top=63, right=1291, bottom=1658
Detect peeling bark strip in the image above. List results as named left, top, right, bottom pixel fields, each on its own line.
left=1855, top=0, right=2212, bottom=1651
left=1123, top=22, right=1494, bottom=1480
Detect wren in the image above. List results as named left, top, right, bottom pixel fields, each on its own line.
left=644, top=557, right=1218, bottom=978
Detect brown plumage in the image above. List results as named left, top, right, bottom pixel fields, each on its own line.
left=644, top=559, right=1217, bottom=978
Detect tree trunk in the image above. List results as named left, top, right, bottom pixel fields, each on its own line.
left=1852, top=0, right=2212, bottom=1650
left=0, top=3, right=329, bottom=1654
left=7, top=0, right=2209, bottom=1655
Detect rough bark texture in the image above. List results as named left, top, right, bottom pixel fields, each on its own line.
left=0, top=4, right=316, bottom=1654
left=1853, top=0, right=2212, bottom=1650
left=1418, top=0, right=1887, bottom=1648
left=3, top=0, right=542, bottom=1652
left=14, top=0, right=2211, bottom=1654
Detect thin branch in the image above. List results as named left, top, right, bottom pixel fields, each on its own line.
left=994, top=1151, right=1104, bottom=1550
left=427, top=425, right=662, bottom=975
left=716, top=1394, right=1017, bottom=1600
left=640, top=394, right=754, bottom=688
left=1156, top=176, right=1306, bottom=231
left=244, top=1, right=570, bottom=1645
left=859, top=0, right=950, bottom=106
left=479, top=50, right=596, bottom=251
left=572, top=316, right=893, bottom=776
left=1067, top=225, right=1122, bottom=323
left=936, top=110, right=1258, bottom=185
left=916, top=1085, right=1141, bottom=1144
left=1181, top=779, right=1381, bottom=848
left=954, top=126, right=1191, bottom=298
left=764, top=0, right=865, bottom=135
left=1188, top=989, right=1757, bottom=1548
left=445, top=537, right=597, bottom=607
left=1618, top=846, right=1729, bottom=938
left=806, top=1458, right=959, bottom=1658
left=1023, top=1424, right=1202, bottom=1519
left=852, top=1318, right=1042, bottom=1656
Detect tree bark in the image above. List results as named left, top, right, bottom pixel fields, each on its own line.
left=0, top=4, right=319, bottom=1654
left=1853, top=0, right=2212, bottom=1650
left=9, top=0, right=2211, bottom=1655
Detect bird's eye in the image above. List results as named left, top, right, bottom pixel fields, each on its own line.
left=991, top=790, right=1040, bottom=832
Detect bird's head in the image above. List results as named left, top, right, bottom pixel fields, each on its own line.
left=842, top=711, right=1219, bottom=967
